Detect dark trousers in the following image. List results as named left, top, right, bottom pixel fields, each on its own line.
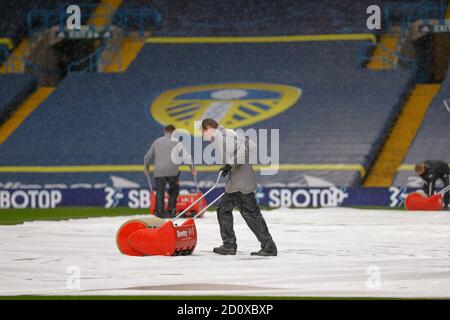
left=217, top=191, right=277, bottom=251
left=155, top=174, right=179, bottom=215
left=423, top=175, right=449, bottom=207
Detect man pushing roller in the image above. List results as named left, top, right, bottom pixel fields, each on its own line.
left=201, top=118, right=277, bottom=256
left=415, top=160, right=449, bottom=209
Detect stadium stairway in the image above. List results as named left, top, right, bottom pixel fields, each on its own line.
left=0, top=74, right=37, bottom=126
left=367, top=35, right=399, bottom=70
left=445, top=3, right=450, bottom=19
left=364, top=84, right=440, bottom=187
left=104, top=37, right=145, bottom=72
left=89, top=0, right=123, bottom=26
left=0, top=38, right=13, bottom=62
left=0, top=39, right=29, bottom=73
left=0, top=87, right=54, bottom=144
left=393, top=68, right=450, bottom=187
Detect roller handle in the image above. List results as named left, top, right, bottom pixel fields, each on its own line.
left=145, top=173, right=153, bottom=193
left=172, top=170, right=223, bottom=221
left=193, top=172, right=200, bottom=192
left=192, top=192, right=224, bottom=220
left=438, top=184, right=450, bottom=195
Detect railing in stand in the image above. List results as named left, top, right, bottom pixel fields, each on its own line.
left=25, top=4, right=161, bottom=74
left=0, top=54, right=39, bottom=74
left=0, top=46, right=10, bottom=66
left=357, top=42, right=416, bottom=70
left=67, top=44, right=105, bottom=73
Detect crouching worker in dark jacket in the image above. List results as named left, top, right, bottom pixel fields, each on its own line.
left=415, top=160, right=449, bottom=209
left=144, top=124, right=196, bottom=218
left=201, top=118, right=277, bottom=256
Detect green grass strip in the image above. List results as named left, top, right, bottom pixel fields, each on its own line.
left=0, top=207, right=146, bottom=225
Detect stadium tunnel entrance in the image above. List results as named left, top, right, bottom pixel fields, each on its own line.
left=28, top=36, right=102, bottom=86
left=54, top=38, right=100, bottom=79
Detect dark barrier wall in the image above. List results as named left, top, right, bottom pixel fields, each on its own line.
left=414, top=33, right=450, bottom=83
left=0, top=186, right=432, bottom=209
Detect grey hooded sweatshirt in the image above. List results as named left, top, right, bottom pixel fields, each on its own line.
left=211, top=126, right=258, bottom=194
left=144, top=133, right=193, bottom=178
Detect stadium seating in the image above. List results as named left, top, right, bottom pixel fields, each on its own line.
left=1, top=0, right=444, bottom=58
left=0, top=1, right=100, bottom=46
left=115, top=0, right=445, bottom=36
left=112, top=3, right=162, bottom=33
left=0, top=74, right=38, bottom=124
left=0, top=39, right=413, bottom=187
left=393, top=69, right=450, bottom=187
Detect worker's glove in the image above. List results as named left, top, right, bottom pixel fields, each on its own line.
left=220, top=164, right=232, bottom=177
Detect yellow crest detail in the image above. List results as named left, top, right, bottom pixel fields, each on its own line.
left=150, top=83, right=301, bottom=134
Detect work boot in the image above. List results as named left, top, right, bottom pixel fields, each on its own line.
left=250, top=248, right=277, bottom=256
left=213, top=244, right=237, bottom=255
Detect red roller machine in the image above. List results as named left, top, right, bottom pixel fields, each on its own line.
left=405, top=185, right=450, bottom=211
left=116, top=172, right=224, bottom=256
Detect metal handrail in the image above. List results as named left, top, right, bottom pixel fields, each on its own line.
left=22, top=2, right=162, bottom=74
left=357, top=42, right=416, bottom=70
left=0, top=46, right=10, bottom=65
left=67, top=43, right=107, bottom=73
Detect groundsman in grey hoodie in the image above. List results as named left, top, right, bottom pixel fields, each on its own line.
left=144, top=124, right=196, bottom=218
left=201, top=118, right=277, bottom=256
